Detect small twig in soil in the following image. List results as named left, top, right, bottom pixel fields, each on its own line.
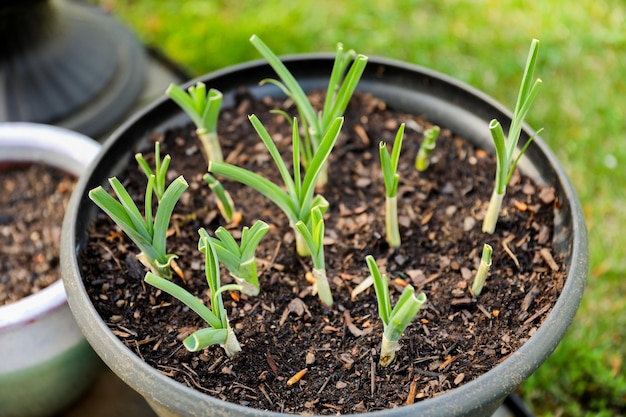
left=266, top=349, right=280, bottom=377
left=133, top=340, right=145, bottom=362
left=259, top=383, right=273, bottom=406
left=502, top=234, right=520, bottom=268
left=540, top=248, right=560, bottom=272
left=476, top=303, right=493, bottom=319
left=317, top=377, right=331, bottom=396
left=405, top=376, right=419, bottom=405
left=523, top=304, right=551, bottom=325
left=522, top=285, right=541, bottom=311
left=207, top=356, right=224, bottom=373
left=370, top=355, right=376, bottom=396
left=257, top=240, right=284, bottom=273
left=414, top=368, right=443, bottom=378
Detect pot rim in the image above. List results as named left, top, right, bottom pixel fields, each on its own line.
left=63, top=54, right=588, bottom=416
left=0, top=122, right=101, bottom=330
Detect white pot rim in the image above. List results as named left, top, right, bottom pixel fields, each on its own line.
left=0, top=122, right=100, bottom=330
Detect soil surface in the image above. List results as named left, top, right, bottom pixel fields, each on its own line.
left=0, top=164, right=76, bottom=306
left=80, top=91, right=566, bottom=414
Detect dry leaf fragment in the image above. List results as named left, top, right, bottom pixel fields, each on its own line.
left=454, top=373, right=465, bottom=385
left=405, top=378, right=418, bottom=405
left=279, top=298, right=310, bottom=326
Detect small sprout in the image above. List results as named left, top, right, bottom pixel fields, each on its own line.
left=470, top=244, right=493, bottom=297
left=135, top=142, right=170, bottom=200
left=203, top=173, right=239, bottom=223
left=166, top=81, right=224, bottom=165
left=415, top=125, right=441, bottom=172
left=89, top=160, right=188, bottom=279
left=366, top=255, right=427, bottom=367
left=209, top=116, right=342, bottom=258
left=482, top=39, right=543, bottom=234
left=144, top=228, right=242, bottom=357
left=250, top=34, right=367, bottom=186
left=379, top=123, right=405, bottom=248
left=210, top=220, right=270, bottom=297
left=295, top=206, right=333, bottom=307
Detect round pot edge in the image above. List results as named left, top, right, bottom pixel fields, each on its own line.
left=61, top=56, right=588, bottom=417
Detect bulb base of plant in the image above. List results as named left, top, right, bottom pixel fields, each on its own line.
left=311, top=267, right=333, bottom=307
left=316, top=161, right=329, bottom=188
left=415, top=149, right=431, bottom=172
left=232, top=257, right=260, bottom=296
left=198, top=129, right=223, bottom=164
left=470, top=264, right=490, bottom=297
left=482, top=190, right=505, bottom=234
left=385, top=195, right=401, bottom=248
left=379, top=333, right=401, bottom=367
left=222, top=325, right=242, bottom=357
left=137, top=251, right=175, bottom=279
left=295, top=229, right=311, bottom=257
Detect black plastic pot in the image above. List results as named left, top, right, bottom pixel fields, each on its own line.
left=61, top=55, right=587, bottom=417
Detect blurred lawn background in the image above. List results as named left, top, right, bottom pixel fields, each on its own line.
left=97, top=1, right=626, bottom=415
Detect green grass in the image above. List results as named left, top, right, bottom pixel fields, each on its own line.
left=99, top=1, right=626, bottom=415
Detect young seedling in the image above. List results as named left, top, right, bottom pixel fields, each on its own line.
left=210, top=220, right=270, bottom=297
left=414, top=125, right=441, bottom=172
left=295, top=206, right=333, bottom=306
left=89, top=169, right=188, bottom=279
left=366, top=255, right=427, bottom=367
left=135, top=141, right=170, bottom=200
left=166, top=81, right=224, bottom=165
left=470, top=244, right=493, bottom=297
left=208, top=115, right=342, bottom=257
left=379, top=123, right=405, bottom=248
left=144, top=228, right=242, bottom=356
left=482, top=39, right=543, bottom=234
left=250, top=34, right=368, bottom=186
left=203, top=173, right=240, bottom=224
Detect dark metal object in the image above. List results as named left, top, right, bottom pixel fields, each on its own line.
left=0, top=0, right=146, bottom=138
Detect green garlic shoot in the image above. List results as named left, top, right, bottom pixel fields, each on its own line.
left=295, top=206, right=333, bottom=307
left=135, top=141, right=170, bottom=200
left=89, top=173, right=188, bottom=279
left=203, top=173, right=239, bottom=224
left=366, top=255, right=427, bottom=367
left=166, top=81, right=224, bottom=165
left=415, top=125, right=441, bottom=172
left=208, top=115, right=342, bottom=257
left=250, top=34, right=367, bottom=186
left=145, top=228, right=242, bottom=356
left=482, top=39, right=543, bottom=234
left=210, top=220, right=270, bottom=297
left=470, top=244, right=493, bottom=297
left=379, top=123, right=405, bottom=248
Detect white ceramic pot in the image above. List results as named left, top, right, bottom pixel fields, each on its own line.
left=0, top=123, right=102, bottom=417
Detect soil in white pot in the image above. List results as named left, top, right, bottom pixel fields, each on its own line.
left=0, top=163, right=76, bottom=305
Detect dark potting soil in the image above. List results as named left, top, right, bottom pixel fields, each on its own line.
left=0, top=164, right=76, bottom=306
left=80, top=91, right=565, bottom=414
